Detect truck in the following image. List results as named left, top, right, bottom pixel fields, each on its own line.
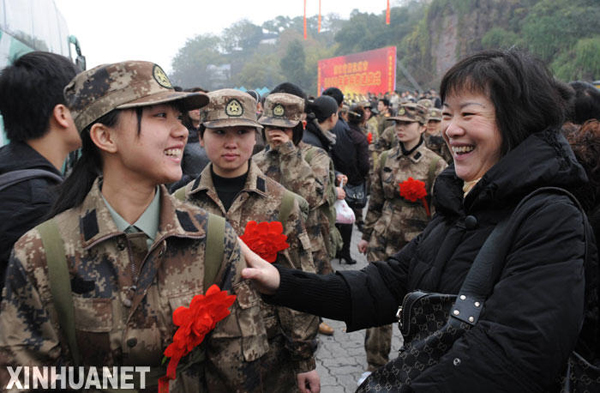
left=0, top=0, right=85, bottom=146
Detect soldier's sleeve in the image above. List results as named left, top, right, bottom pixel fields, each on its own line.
left=275, top=202, right=319, bottom=373
left=363, top=153, right=386, bottom=241
left=276, top=142, right=328, bottom=211
left=0, top=233, right=64, bottom=385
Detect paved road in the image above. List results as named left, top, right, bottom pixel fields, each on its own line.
left=314, top=225, right=403, bottom=393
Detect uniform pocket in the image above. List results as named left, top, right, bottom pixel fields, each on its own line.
left=73, top=296, right=112, bottom=332
left=210, top=280, right=269, bottom=362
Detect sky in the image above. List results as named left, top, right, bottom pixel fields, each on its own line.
left=54, top=0, right=392, bottom=74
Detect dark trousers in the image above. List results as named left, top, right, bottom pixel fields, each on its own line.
left=335, top=223, right=354, bottom=261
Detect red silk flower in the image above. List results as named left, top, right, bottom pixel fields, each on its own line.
left=239, top=221, right=289, bottom=263
left=399, top=177, right=430, bottom=217
left=159, top=285, right=236, bottom=393
left=367, top=132, right=373, bottom=144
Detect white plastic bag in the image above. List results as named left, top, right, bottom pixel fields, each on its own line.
left=335, top=199, right=356, bottom=224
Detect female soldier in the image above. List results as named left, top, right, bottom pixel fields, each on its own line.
left=241, top=49, right=595, bottom=392
left=356, top=102, right=447, bottom=379
left=254, top=93, right=338, bottom=275
left=175, top=89, right=320, bottom=393
left=253, top=92, right=341, bottom=336
left=0, top=61, right=264, bottom=392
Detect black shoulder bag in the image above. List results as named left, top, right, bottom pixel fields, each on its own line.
left=357, top=187, right=599, bottom=393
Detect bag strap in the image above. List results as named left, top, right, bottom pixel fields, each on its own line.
left=427, top=156, right=440, bottom=193
left=452, top=187, right=589, bottom=327
left=378, top=150, right=389, bottom=174
left=0, top=169, right=63, bottom=192
left=304, top=145, right=315, bottom=164
left=172, top=187, right=225, bottom=291
left=36, top=219, right=81, bottom=367
left=204, top=213, right=226, bottom=292
left=278, top=189, right=296, bottom=225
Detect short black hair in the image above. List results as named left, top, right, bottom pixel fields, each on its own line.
left=568, top=81, right=600, bottom=124
left=322, top=87, right=344, bottom=106
left=0, top=51, right=79, bottom=142
left=378, top=98, right=390, bottom=107
left=440, top=48, right=571, bottom=155
left=271, top=82, right=307, bottom=102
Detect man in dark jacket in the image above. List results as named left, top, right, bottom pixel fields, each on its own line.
left=0, top=52, right=81, bottom=295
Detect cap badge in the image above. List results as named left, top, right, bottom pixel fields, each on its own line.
left=398, top=108, right=406, bottom=115
left=226, top=99, right=243, bottom=117
left=273, top=104, right=285, bottom=117
left=152, top=65, right=172, bottom=89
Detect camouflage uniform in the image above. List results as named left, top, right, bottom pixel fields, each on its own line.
left=424, top=107, right=453, bottom=163
left=372, top=124, right=397, bottom=157
left=253, top=93, right=336, bottom=275
left=0, top=62, right=268, bottom=392
left=0, top=182, right=265, bottom=392
left=362, top=104, right=448, bottom=372
left=180, top=89, right=319, bottom=392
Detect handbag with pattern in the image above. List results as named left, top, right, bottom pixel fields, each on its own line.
left=356, top=215, right=506, bottom=393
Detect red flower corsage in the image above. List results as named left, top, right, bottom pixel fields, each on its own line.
left=239, top=221, right=290, bottom=263
left=367, top=132, right=373, bottom=144
left=399, top=177, right=430, bottom=217
left=159, top=285, right=236, bottom=393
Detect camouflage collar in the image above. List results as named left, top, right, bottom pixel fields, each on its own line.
left=78, top=179, right=206, bottom=249
left=391, top=141, right=429, bottom=164
left=189, top=160, right=269, bottom=198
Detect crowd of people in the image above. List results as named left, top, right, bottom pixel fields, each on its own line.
left=0, top=47, right=598, bottom=393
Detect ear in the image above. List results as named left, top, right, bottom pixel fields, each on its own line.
left=52, top=104, right=74, bottom=129
left=89, top=123, right=118, bottom=153
left=419, top=124, right=427, bottom=134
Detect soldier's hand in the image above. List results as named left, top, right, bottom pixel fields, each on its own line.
left=357, top=239, right=369, bottom=254
left=266, top=128, right=290, bottom=147
left=239, top=238, right=280, bottom=294
left=297, top=370, right=321, bottom=393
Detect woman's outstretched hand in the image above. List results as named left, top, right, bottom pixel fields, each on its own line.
left=239, top=237, right=281, bottom=295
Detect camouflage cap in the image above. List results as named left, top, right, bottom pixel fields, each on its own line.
left=259, top=93, right=305, bottom=128
left=429, top=107, right=442, bottom=121
left=389, top=103, right=428, bottom=125
left=64, top=61, right=209, bottom=132
left=417, top=99, right=434, bottom=109
left=201, top=89, right=262, bottom=129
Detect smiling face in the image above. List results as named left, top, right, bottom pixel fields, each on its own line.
left=109, top=104, right=187, bottom=186
left=442, top=91, right=502, bottom=182
left=201, top=126, right=256, bottom=178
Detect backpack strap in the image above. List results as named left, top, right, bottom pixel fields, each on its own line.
left=0, top=169, right=63, bottom=192
left=304, top=145, right=316, bottom=164
left=204, top=213, right=226, bottom=291
left=427, top=156, right=441, bottom=193
left=36, top=219, right=81, bottom=367
left=278, top=190, right=296, bottom=225
left=378, top=150, right=389, bottom=176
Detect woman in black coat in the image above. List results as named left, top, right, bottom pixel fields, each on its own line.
left=241, top=49, right=598, bottom=392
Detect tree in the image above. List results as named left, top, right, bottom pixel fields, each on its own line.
left=279, top=39, right=310, bottom=90
left=170, top=34, right=225, bottom=89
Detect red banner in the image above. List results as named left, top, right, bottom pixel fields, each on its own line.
left=317, top=46, right=397, bottom=97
